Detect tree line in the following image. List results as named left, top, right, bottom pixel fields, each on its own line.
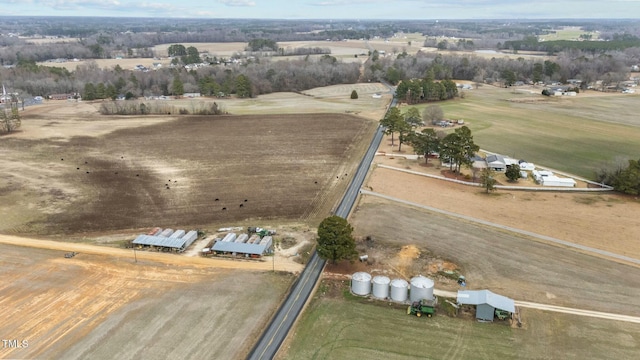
left=0, top=54, right=361, bottom=100
left=363, top=47, right=637, bottom=89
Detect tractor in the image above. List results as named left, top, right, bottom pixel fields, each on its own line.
left=407, top=299, right=436, bottom=318
left=495, top=309, right=511, bottom=320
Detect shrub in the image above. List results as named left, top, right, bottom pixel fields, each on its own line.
left=350, top=90, right=358, bottom=99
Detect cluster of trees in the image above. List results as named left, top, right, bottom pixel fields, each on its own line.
left=247, top=39, right=278, bottom=52
left=0, top=53, right=361, bottom=100
left=98, top=100, right=225, bottom=116
left=394, top=76, right=458, bottom=104
left=380, top=105, right=479, bottom=175
left=363, top=47, right=636, bottom=90
left=501, top=34, right=640, bottom=54
left=596, top=157, right=640, bottom=195
left=167, top=44, right=202, bottom=64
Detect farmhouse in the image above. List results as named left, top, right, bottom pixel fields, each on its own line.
left=457, top=290, right=515, bottom=322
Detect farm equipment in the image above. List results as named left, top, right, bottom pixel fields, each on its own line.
left=64, top=252, right=77, bottom=258
left=248, top=227, right=276, bottom=237
left=407, top=299, right=436, bottom=318
left=495, top=309, right=511, bottom=321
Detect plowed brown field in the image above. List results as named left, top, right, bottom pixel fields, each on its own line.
left=0, top=112, right=376, bottom=235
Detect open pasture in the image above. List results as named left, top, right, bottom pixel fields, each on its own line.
left=0, top=111, right=376, bottom=235
left=404, top=85, right=640, bottom=179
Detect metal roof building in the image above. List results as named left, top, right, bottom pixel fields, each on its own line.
left=457, top=290, right=515, bottom=321
left=211, top=241, right=268, bottom=256
left=133, top=229, right=199, bottom=252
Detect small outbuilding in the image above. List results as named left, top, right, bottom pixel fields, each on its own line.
left=457, top=290, right=515, bottom=322
left=486, top=154, right=506, bottom=172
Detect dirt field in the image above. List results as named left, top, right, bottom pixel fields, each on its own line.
left=0, top=244, right=293, bottom=360
left=0, top=108, right=376, bottom=235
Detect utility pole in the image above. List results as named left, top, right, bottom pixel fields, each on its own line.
left=133, top=248, right=137, bottom=263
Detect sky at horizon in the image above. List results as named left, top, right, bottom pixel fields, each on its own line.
left=1, top=0, right=640, bottom=20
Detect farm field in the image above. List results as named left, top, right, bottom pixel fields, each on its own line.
left=401, top=84, right=640, bottom=179
left=280, top=286, right=640, bottom=360
left=38, top=35, right=553, bottom=71
left=0, top=104, right=377, bottom=235
left=0, top=243, right=293, bottom=360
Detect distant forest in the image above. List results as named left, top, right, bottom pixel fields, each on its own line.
left=0, top=17, right=639, bottom=99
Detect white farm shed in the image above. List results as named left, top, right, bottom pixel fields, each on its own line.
left=541, top=176, right=576, bottom=187
left=532, top=170, right=576, bottom=187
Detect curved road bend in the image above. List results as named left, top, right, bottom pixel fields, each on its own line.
left=247, top=99, right=394, bottom=360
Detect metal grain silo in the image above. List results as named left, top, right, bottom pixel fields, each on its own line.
left=371, top=276, right=390, bottom=299
left=351, top=272, right=372, bottom=296
left=389, top=279, right=409, bottom=302
left=410, top=276, right=435, bottom=302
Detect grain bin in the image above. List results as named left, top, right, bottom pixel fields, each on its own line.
left=371, top=276, right=390, bottom=299
left=410, top=276, right=435, bottom=302
left=351, top=272, right=372, bottom=296
left=389, top=279, right=409, bottom=302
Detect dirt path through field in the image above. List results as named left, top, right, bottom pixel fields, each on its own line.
left=0, top=234, right=303, bottom=272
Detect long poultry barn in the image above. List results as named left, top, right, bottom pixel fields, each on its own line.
left=133, top=229, right=198, bottom=252
left=209, top=234, right=273, bottom=258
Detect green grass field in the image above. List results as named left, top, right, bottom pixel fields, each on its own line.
left=539, top=27, right=598, bottom=41
left=281, top=283, right=640, bottom=360
left=402, top=87, right=640, bottom=179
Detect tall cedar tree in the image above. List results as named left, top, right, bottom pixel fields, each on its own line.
left=316, top=215, right=358, bottom=264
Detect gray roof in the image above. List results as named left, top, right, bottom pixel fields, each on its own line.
left=211, top=241, right=267, bottom=255
left=133, top=234, right=187, bottom=249
left=486, top=154, right=506, bottom=165
left=457, top=290, right=515, bottom=313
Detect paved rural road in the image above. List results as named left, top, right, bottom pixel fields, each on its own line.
left=247, top=100, right=393, bottom=360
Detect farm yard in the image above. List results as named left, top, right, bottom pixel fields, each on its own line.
left=0, top=244, right=293, bottom=360
left=280, top=193, right=640, bottom=359
left=0, top=104, right=377, bottom=235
